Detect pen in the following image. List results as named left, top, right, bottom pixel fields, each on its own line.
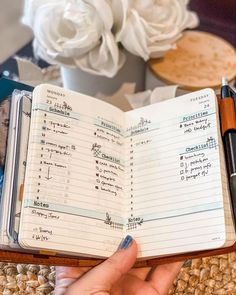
left=220, top=77, right=236, bottom=226
left=230, top=86, right=236, bottom=102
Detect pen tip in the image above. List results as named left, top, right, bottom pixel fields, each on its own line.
left=222, top=77, right=229, bottom=86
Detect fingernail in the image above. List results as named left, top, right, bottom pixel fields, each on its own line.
left=118, top=235, right=133, bottom=250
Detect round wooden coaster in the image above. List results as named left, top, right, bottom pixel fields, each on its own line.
left=148, top=31, right=236, bottom=91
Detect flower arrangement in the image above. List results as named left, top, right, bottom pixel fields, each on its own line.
left=23, top=0, right=198, bottom=78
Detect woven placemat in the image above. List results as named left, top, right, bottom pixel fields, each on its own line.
left=169, top=252, right=236, bottom=295
left=0, top=263, right=55, bottom=295
left=1, top=253, right=236, bottom=294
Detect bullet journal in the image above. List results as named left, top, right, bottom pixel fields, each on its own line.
left=15, top=83, right=236, bottom=260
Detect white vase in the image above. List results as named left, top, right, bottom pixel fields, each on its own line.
left=61, top=51, right=146, bottom=98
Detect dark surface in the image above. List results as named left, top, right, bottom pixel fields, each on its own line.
left=190, top=0, right=236, bottom=47
left=0, top=42, right=48, bottom=78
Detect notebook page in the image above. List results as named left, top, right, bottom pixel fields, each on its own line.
left=19, top=84, right=126, bottom=257
left=0, top=93, right=21, bottom=248
left=8, top=93, right=32, bottom=247
left=124, top=89, right=231, bottom=258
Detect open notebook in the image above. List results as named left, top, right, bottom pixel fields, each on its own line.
left=16, top=83, right=235, bottom=259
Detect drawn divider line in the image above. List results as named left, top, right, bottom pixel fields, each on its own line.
left=134, top=214, right=224, bottom=232
left=24, top=196, right=123, bottom=213
left=125, top=122, right=218, bottom=150
left=124, top=149, right=219, bottom=167
left=34, top=110, right=216, bottom=150
left=125, top=110, right=216, bottom=138
left=124, top=115, right=217, bottom=140
left=133, top=202, right=224, bottom=217
left=179, top=146, right=217, bottom=156
left=179, top=111, right=216, bottom=123
left=124, top=138, right=222, bottom=162
left=35, top=106, right=124, bottom=135
left=94, top=154, right=124, bottom=168
left=34, top=106, right=80, bottom=121
left=33, top=121, right=124, bottom=147
left=31, top=115, right=218, bottom=166
left=34, top=101, right=215, bottom=137
left=132, top=194, right=223, bottom=211
left=23, top=212, right=122, bottom=229
left=23, top=205, right=124, bottom=225
left=35, top=101, right=116, bottom=123
left=141, top=207, right=223, bottom=223
left=125, top=148, right=217, bottom=170
left=36, top=100, right=215, bottom=127
left=94, top=123, right=123, bottom=137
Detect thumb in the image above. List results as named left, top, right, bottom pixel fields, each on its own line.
left=66, top=235, right=137, bottom=294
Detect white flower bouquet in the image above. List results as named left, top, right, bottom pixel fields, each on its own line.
left=23, top=0, right=198, bottom=78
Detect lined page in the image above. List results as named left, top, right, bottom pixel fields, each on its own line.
left=19, top=84, right=125, bottom=257
left=124, top=89, right=233, bottom=258
left=8, top=93, right=32, bottom=247
left=0, top=94, right=20, bottom=247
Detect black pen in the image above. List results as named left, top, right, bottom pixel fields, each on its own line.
left=230, top=86, right=236, bottom=102
left=220, top=77, right=236, bottom=226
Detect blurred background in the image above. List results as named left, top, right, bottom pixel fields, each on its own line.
left=0, top=0, right=32, bottom=65
left=0, top=0, right=235, bottom=77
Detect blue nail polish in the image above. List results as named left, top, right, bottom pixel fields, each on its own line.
left=119, top=235, right=133, bottom=250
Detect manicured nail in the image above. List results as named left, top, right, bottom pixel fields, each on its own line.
left=118, top=235, right=133, bottom=250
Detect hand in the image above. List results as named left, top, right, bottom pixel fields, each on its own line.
left=54, top=236, right=182, bottom=295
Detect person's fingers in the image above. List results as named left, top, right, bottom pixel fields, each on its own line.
left=128, top=267, right=152, bottom=280
left=111, top=267, right=154, bottom=295
left=56, top=266, right=91, bottom=279
left=66, top=235, right=137, bottom=294
left=54, top=266, right=91, bottom=295
left=148, top=261, right=183, bottom=294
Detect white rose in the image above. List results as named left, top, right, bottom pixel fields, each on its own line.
left=22, top=0, right=60, bottom=28
left=24, top=0, right=126, bottom=77
left=116, top=0, right=199, bottom=60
